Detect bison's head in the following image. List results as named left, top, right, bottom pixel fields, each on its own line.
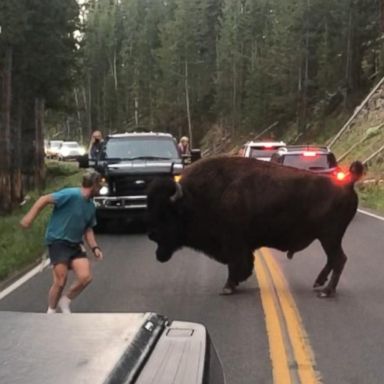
left=147, top=178, right=185, bottom=262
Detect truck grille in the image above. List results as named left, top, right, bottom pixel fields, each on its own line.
left=110, top=174, right=168, bottom=196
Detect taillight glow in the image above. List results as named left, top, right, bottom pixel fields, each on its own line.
left=303, top=151, right=317, bottom=157
left=336, top=171, right=346, bottom=181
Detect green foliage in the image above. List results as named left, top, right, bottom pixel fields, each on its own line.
left=0, top=0, right=80, bottom=105
left=46, top=160, right=81, bottom=178
left=55, top=0, right=384, bottom=142
left=3, top=0, right=383, bottom=143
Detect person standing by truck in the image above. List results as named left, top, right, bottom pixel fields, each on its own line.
left=20, top=171, right=104, bottom=314
left=88, top=130, right=104, bottom=160
left=177, top=136, right=191, bottom=156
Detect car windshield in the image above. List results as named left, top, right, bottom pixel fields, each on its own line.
left=63, top=143, right=79, bottom=148
left=50, top=142, right=62, bottom=148
left=249, top=146, right=283, bottom=159
left=282, top=153, right=335, bottom=170
left=105, top=137, right=179, bottom=160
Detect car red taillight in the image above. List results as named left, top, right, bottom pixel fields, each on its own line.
left=336, top=171, right=346, bottom=181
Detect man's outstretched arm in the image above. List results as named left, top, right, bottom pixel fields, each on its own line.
left=20, top=194, right=54, bottom=229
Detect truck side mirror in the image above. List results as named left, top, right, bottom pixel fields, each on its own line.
left=182, top=149, right=201, bottom=165
left=190, top=149, right=201, bottom=163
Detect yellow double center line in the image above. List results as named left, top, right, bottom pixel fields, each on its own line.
left=254, top=248, right=322, bottom=384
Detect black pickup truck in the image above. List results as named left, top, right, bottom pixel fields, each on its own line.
left=80, top=132, right=200, bottom=228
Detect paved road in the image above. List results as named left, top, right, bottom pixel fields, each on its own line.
left=1, top=211, right=384, bottom=383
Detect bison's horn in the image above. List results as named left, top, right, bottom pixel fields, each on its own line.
left=170, top=182, right=183, bottom=203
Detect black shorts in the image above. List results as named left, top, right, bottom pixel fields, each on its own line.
left=48, top=240, right=87, bottom=266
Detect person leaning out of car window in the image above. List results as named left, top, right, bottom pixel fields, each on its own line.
left=88, top=130, right=104, bottom=160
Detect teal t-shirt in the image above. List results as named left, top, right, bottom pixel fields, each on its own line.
left=45, top=187, right=97, bottom=245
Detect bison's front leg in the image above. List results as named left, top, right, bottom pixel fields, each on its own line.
left=222, top=256, right=254, bottom=295
left=222, top=278, right=238, bottom=295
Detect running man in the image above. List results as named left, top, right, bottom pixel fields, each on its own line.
left=20, top=171, right=103, bottom=314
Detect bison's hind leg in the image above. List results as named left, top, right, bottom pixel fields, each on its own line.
left=313, top=262, right=331, bottom=290
left=316, top=239, right=347, bottom=298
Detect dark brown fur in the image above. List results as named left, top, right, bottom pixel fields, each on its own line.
left=147, top=156, right=363, bottom=297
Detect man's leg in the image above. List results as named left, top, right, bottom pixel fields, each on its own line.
left=48, top=263, right=68, bottom=313
left=59, top=258, right=93, bottom=313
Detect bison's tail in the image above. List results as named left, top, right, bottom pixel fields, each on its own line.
left=348, top=161, right=364, bottom=183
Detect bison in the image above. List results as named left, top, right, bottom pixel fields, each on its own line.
left=147, top=156, right=363, bottom=298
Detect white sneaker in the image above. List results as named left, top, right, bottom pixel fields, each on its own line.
left=46, top=307, right=56, bottom=314
left=58, top=296, right=71, bottom=314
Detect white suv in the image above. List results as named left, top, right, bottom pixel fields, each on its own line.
left=241, top=141, right=286, bottom=161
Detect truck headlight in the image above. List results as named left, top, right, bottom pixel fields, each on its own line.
left=99, top=186, right=109, bottom=196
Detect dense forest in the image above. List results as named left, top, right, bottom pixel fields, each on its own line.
left=0, top=0, right=383, bottom=212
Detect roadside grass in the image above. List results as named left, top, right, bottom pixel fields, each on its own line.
left=357, top=184, right=384, bottom=215
left=0, top=161, right=83, bottom=284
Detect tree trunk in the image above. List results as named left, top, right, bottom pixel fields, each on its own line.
left=381, top=0, right=384, bottom=32
left=184, top=59, right=193, bottom=147
left=134, top=97, right=139, bottom=128
left=74, top=88, right=83, bottom=143
left=11, top=98, right=23, bottom=204
left=21, top=97, right=37, bottom=191
left=34, top=98, right=45, bottom=191
left=113, top=49, right=118, bottom=91
left=344, top=0, right=362, bottom=108
left=87, top=75, right=92, bottom=135
left=0, top=46, right=13, bottom=213
left=232, top=57, right=237, bottom=134
left=82, top=84, right=92, bottom=139
left=345, top=1, right=353, bottom=93
left=297, top=0, right=310, bottom=133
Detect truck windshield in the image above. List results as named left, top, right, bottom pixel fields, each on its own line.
left=249, top=146, right=283, bottom=159
left=105, top=137, right=180, bottom=160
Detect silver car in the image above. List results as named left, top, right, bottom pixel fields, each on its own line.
left=241, top=140, right=286, bottom=161
left=57, top=141, right=86, bottom=160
